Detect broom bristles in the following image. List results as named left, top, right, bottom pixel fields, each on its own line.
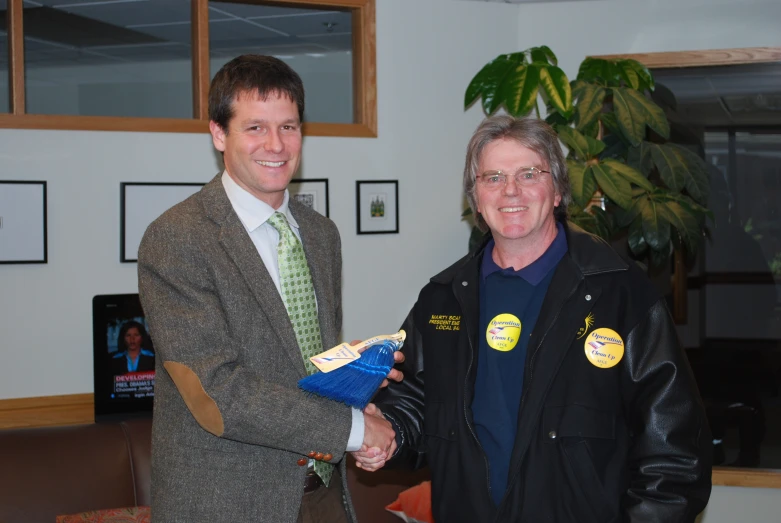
left=298, top=340, right=398, bottom=409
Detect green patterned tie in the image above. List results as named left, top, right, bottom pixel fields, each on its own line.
left=267, top=212, right=334, bottom=486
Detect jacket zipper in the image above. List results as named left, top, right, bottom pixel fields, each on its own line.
left=495, top=281, right=582, bottom=516
left=459, top=286, right=493, bottom=503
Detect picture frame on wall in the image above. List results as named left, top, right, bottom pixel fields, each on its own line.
left=356, top=180, right=399, bottom=235
left=0, top=180, right=48, bottom=264
left=288, top=178, right=329, bottom=217
left=121, top=182, right=204, bottom=263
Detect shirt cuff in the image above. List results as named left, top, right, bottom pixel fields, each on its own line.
left=346, top=408, right=365, bottom=452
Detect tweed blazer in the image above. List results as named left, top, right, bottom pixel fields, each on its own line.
left=138, top=174, right=356, bottom=523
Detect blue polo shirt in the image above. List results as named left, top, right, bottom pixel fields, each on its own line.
left=473, top=221, right=568, bottom=506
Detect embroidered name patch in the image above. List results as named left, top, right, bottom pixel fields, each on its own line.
left=429, top=315, right=461, bottom=331
left=584, top=328, right=624, bottom=369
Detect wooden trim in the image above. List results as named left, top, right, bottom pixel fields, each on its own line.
left=713, top=467, right=781, bottom=489
left=8, top=0, right=25, bottom=114
left=0, top=114, right=209, bottom=133
left=1, top=0, right=377, bottom=137
left=0, top=393, right=94, bottom=430
left=594, top=47, right=781, bottom=69
left=191, top=0, right=210, bottom=120
left=351, top=0, right=378, bottom=137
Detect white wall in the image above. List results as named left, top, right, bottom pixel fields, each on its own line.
left=0, top=0, right=518, bottom=399
left=509, top=0, right=781, bottom=521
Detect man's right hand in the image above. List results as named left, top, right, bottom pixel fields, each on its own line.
left=352, top=403, right=396, bottom=472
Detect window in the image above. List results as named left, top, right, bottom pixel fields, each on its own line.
left=596, top=48, right=781, bottom=487
left=0, top=0, right=376, bottom=136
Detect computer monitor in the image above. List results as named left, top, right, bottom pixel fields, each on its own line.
left=92, top=293, right=155, bottom=421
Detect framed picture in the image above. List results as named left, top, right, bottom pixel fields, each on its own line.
left=121, top=182, right=203, bottom=263
left=0, top=180, right=47, bottom=264
left=356, top=180, right=399, bottom=235
left=289, top=178, right=329, bottom=217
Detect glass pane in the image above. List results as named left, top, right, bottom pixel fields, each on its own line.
left=208, top=0, right=353, bottom=124
left=0, top=0, right=9, bottom=113
left=654, top=62, right=781, bottom=469
left=23, top=0, right=193, bottom=118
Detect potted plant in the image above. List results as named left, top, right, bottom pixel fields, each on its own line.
left=463, top=46, right=711, bottom=268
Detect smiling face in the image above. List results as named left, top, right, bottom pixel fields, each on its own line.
left=210, top=90, right=302, bottom=209
left=476, top=138, right=561, bottom=251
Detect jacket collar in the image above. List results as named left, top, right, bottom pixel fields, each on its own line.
left=431, top=220, right=628, bottom=284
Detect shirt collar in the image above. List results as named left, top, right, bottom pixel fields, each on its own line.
left=221, top=171, right=299, bottom=232
left=480, top=221, right=568, bottom=285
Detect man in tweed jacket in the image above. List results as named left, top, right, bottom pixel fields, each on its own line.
left=138, top=55, right=398, bottom=523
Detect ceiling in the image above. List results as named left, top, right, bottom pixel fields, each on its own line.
left=0, top=0, right=353, bottom=68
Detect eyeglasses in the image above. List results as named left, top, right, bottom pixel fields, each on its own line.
left=477, top=167, right=551, bottom=189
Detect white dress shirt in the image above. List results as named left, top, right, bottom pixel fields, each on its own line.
left=221, top=172, right=363, bottom=451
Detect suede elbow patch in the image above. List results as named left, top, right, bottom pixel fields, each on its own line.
left=164, top=361, right=225, bottom=436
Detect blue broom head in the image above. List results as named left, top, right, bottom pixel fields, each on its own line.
left=298, top=339, right=399, bottom=409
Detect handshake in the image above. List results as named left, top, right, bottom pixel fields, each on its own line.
left=353, top=402, right=397, bottom=472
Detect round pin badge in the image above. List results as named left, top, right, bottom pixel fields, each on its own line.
left=486, top=313, right=521, bottom=352
left=584, top=328, right=624, bottom=368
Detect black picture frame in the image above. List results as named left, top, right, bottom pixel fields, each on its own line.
left=356, top=180, right=399, bottom=234
left=0, top=180, right=48, bottom=264
left=120, top=182, right=204, bottom=263
left=288, top=178, right=330, bottom=217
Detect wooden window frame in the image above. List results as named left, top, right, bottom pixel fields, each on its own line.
left=593, top=46, right=781, bottom=490
left=0, top=0, right=377, bottom=137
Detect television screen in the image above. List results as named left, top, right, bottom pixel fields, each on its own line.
left=92, top=293, right=154, bottom=420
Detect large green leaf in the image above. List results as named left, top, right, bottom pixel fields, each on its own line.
left=539, top=65, right=572, bottom=116
left=649, top=143, right=688, bottom=192
left=591, top=163, right=632, bottom=209
left=621, top=59, right=654, bottom=92
left=475, top=57, right=516, bottom=114
left=669, top=144, right=709, bottom=203
left=568, top=159, right=596, bottom=208
left=638, top=196, right=671, bottom=250
left=611, top=88, right=645, bottom=146
left=603, top=159, right=654, bottom=191
left=465, top=56, right=516, bottom=108
left=627, top=142, right=654, bottom=176
left=499, top=63, right=541, bottom=116
left=558, top=126, right=604, bottom=160
left=628, top=216, right=648, bottom=256
left=574, top=84, right=606, bottom=132
left=621, top=88, right=670, bottom=139
left=590, top=205, right=613, bottom=240
left=577, top=57, right=621, bottom=86
left=599, top=112, right=622, bottom=139
left=658, top=200, right=701, bottom=252
left=617, top=63, right=640, bottom=90
left=536, top=45, right=558, bottom=66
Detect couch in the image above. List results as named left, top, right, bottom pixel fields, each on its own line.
left=0, top=417, right=429, bottom=523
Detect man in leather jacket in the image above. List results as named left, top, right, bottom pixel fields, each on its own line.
left=356, top=116, right=712, bottom=522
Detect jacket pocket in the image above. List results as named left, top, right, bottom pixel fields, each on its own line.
left=544, top=404, right=617, bottom=523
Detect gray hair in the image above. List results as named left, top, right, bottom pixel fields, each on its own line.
left=463, top=115, right=571, bottom=232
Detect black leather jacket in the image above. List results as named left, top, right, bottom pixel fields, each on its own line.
left=375, top=223, right=712, bottom=523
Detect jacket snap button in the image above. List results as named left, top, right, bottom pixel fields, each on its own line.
left=585, top=294, right=592, bottom=301
left=462, top=281, right=468, bottom=287
left=449, top=429, right=456, bottom=437
left=548, top=430, right=557, bottom=439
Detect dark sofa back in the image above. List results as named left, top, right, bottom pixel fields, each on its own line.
left=0, top=418, right=152, bottom=523
left=0, top=417, right=428, bottom=523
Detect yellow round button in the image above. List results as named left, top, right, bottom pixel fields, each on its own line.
left=486, top=313, right=522, bottom=352
left=584, top=328, right=624, bottom=368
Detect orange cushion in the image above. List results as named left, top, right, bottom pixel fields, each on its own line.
left=56, top=506, right=151, bottom=523
left=385, top=480, right=434, bottom=523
